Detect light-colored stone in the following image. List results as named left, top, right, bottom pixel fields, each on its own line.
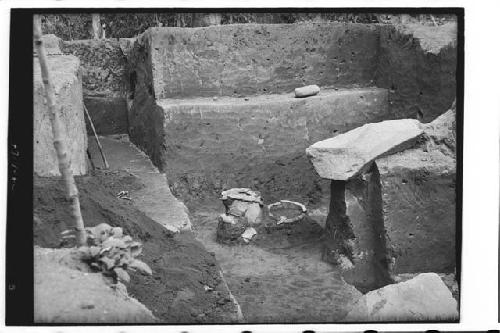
left=34, top=55, right=88, bottom=177
left=219, top=213, right=237, bottom=225
left=221, top=188, right=263, bottom=204
left=306, top=119, right=423, bottom=180
left=295, top=84, right=320, bottom=98
left=241, top=227, right=257, bottom=243
left=344, top=273, right=458, bottom=322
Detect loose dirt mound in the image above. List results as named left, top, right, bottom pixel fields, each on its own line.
left=34, top=170, right=238, bottom=323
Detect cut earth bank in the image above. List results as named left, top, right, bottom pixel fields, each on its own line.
left=33, top=170, right=241, bottom=323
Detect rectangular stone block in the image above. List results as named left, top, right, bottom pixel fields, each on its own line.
left=306, top=119, right=423, bottom=180
left=34, top=55, right=88, bottom=177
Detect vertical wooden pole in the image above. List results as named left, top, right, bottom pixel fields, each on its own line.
left=33, top=15, right=87, bottom=246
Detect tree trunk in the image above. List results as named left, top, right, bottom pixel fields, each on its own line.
left=91, top=14, right=102, bottom=39
left=33, top=15, right=87, bottom=246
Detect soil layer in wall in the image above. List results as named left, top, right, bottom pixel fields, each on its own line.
left=140, top=23, right=380, bottom=99
left=62, top=38, right=134, bottom=135
left=34, top=55, right=88, bottom=177
left=377, top=152, right=456, bottom=274
left=84, top=96, right=129, bottom=135
left=376, top=23, right=457, bottom=122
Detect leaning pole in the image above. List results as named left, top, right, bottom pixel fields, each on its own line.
left=33, top=15, right=87, bottom=246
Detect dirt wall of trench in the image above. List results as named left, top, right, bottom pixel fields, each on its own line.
left=375, top=23, right=457, bottom=122
left=127, top=88, right=389, bottom=206
left=34, top=55, right=88, bottom=177
left=142, top=23, right=380, bottom=99
left=62, top=38, right=134, bottom=134
left=123, top=22, right=457, bottom=205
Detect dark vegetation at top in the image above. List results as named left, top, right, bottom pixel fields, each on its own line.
left=41, top=13, right=457, bottom=40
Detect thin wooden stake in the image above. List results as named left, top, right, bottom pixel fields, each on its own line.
left=33, top=15, right=87, bottom=246
left=87, top=148, right=96, bottom=171
left=83, top=104, right=109, bottom=169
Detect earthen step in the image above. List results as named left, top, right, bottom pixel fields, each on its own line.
left=146, top=87, right=389, bottom=170
left=88, top=135, right=191, bottom=233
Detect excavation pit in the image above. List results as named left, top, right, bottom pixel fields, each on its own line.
left=33, top=18, right=459, bottom=323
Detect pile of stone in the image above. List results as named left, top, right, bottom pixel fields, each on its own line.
left=216, top=188, right=263, bottom=245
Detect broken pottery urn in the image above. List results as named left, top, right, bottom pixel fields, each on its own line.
left=216, top=188, right=263, bottom=244
left=221, top=188, right=264, bottom=226
left=216, top=213, right=249, bottom=245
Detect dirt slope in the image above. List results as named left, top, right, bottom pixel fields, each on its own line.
left=34, top=170, right=239, bottom=323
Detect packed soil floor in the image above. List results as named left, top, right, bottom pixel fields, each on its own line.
left=189, top=203, right=363, bottom=323
left=33, top=170, right=238, bottom=323
left=34, top=136, right=457, bottom=323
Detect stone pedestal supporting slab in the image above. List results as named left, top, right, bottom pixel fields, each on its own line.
left=307, top=114, right=455, bottom=292
left=322, top=167, right=394, bottom=293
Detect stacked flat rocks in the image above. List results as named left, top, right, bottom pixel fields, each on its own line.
left=216, top=188, right=264, bottom=244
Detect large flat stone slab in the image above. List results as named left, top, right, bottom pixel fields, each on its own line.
left=34, top=55, right=88, bottom=177
left=306, top=119, right=423, bottom=181
left=344, top=273, right=458, bottom=322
